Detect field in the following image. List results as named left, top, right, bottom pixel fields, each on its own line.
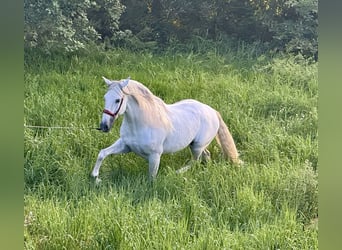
left=24, top=46, right=318, bottom=249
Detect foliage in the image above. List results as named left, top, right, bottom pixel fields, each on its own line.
left=118, top=0, right=318, bottom=57
left=24, top=0, right=318, bottom=57
left=24, top=0, right=124, bottom=53
left=87, top=0, right=125, bottom=40
left=24, top=47, right=318, bottom=248
left=251, top=0, right=318, bottom=58
left=119, top=0, right=266, bottom=48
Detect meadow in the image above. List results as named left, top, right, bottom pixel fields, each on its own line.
left=24, top=45, right=318, bottom=249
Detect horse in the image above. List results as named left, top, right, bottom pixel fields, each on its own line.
left=91, top=77, right=241, bottom=181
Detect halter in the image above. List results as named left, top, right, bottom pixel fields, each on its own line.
left=103, top=98, right=124, bottom=118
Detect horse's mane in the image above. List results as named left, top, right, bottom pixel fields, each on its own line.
left=118, top=80, right=173, bottom=131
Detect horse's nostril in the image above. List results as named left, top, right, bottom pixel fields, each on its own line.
left=100, top=122, right=109, bottom=132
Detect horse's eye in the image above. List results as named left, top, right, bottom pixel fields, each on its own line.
left=115, top=99, right=120, bottom=103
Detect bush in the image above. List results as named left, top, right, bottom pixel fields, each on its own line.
left=252, top=0, right=318, bottom=58
left=24, top=0, right=124, bottom=53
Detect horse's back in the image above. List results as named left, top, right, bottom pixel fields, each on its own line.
left=168, top=99, right=219, bottom=124
left=162, top=99, right=220, bottom=153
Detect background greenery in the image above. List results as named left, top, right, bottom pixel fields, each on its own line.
left=24, top=0, right=317, bottom=58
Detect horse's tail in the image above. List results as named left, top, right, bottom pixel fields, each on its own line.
left=215, top=111, right=242, bottom=164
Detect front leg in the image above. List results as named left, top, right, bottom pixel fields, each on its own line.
left=148, top=153, right=161, bottom=180
left=91, top=138, right=130, bottom=179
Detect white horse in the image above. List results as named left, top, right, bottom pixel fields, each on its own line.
left=91, top=77, right=241, bottom=180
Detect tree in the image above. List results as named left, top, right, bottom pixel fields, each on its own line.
left=24, top=0, right=318, bottom=57
left=24, top=0, right=124, bottom=52
left=251, top=0, right=318, bottom=57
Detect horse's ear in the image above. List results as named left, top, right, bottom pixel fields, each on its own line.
left=102, top=76, right=112, bottom=86
left=119, top=76, right=130, bottom=89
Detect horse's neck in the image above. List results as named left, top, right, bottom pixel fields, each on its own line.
left=123, top=96, right=145, bottom=126
left=123, top=95, right=171, bottom=131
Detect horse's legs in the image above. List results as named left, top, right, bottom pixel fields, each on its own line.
left=148, top=153, right=161, bottom=180
left=176, top=144, right=210, bottom=174
left=190, top=144, right=211, bottom=162
left=201, top=148, right=211, bottom=162
left=91, top=138, right=130, bottom=179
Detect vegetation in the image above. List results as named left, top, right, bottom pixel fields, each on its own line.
left=24, top=45, right=318, bottom=249
left=24, top=0, right=125, bottom=52
left=24, top=0, right=318, bottom=58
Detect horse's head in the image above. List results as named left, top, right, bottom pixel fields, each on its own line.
left=99, top=77, right=130, bottom=132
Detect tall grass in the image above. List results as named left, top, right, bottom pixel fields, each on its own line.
left=24, top=47, right=318, bottom=249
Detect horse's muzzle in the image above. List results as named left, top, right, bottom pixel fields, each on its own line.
left=99, top=122, right=110, bottom=132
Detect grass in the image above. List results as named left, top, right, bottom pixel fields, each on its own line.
left=24, top=47, right=318, bottom=249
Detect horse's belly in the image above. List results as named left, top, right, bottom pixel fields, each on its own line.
left=162, top=124, right=199, bottom=153
left=162, top=138, right=193, bottom=153
left=162, top=100, right=220, bottom=153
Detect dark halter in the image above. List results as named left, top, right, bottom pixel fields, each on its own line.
left=102, top=98, right=124, bottom=118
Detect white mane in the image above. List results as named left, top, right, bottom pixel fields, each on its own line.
left=121, top=80, right=173, bottom=131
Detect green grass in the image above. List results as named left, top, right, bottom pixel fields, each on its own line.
left=24, top=47, right=318, bottom=249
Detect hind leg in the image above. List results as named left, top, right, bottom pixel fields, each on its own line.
left=190, top=142, right=211, bottom=162
left=201, top=148, right=211, bottom=162
left=176, top=144, right=210, bottom=174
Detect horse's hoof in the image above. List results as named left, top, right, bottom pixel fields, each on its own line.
left=95, top=177, right=102, bottom=185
